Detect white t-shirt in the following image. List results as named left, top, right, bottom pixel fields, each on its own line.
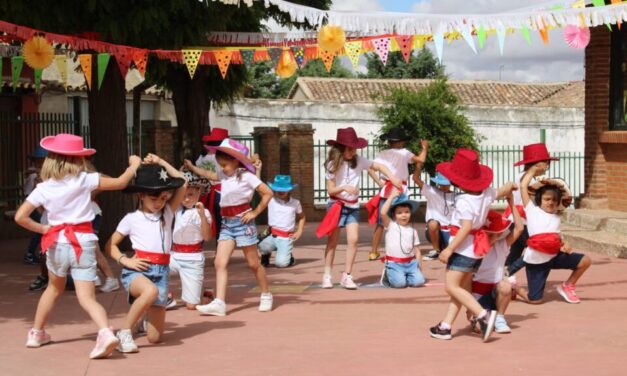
left=116, top=206, right=175, bottom=254
left=421, top=184, right=454, bottom=226
left=473, top=238, right=509, bottom=284
left=325, top=155, right=373, bottom=209
left=450, top=187, right=497, bottom=259
left=172, top=206, right=211, bottom=261
left=218, top=170, right=262, bottom=210
left=90, top=201, right=102, bottom=216
left=26, top=172, right=100, bottom=244
left=195, top=154, right=222, bottom=186
left=24, top=171, right=38, bottom=195
left=385, top=221, right=420, bottom=259
left=374, top=148, right=415, bottom=182
left=268, top=197, right=303, bottom=232
left=523, top=201, right=561, bottom=264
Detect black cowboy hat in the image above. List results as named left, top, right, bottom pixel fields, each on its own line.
left=124, top=164, right=185, bottom=193
left=380, top=127, right=410, bottom=142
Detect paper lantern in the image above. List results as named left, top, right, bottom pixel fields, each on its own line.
left=276, top=50, right=297, bottom=78
left=22, top=36, right=54, bottom=70
left=564, top=25, right=590, bottom=49
left=317, top=25, right=346, bottom=53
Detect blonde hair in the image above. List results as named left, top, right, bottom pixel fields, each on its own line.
left=40, top=152, right=87, bottom=181
left=324, top=145, right=356, bottom=174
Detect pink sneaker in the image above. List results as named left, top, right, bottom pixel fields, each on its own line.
left=89, top=327, right=119, bottom=359
left=26, top=328, right=51, bottom=348
left=557, top=282, right=581, bottom=304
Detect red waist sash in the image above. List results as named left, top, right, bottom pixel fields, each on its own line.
left=316, top=196, right=359, bottom=238
left=381, top=255, right=415, bottom=263
left=172, top=242, right=203, bottom=253
left=450, top=225, right=491, bottom=257
left=472, top=280, right=496, bottom=295
left=440, top=225, right=451, bottom=231
left=365, top=180, right=407, bottom=225
left=221, top=202, right=251, bottom=217
left=271, top=228, right=293, bottom=238
left=207, top=183, right=222, bottom=237
left=503, top=204, right=527, bottom=220
left=41, top=222, right=94, bottom=262
left=527, top=233, right=561, bottom=255
left=134, top=250, right=171, bottom=265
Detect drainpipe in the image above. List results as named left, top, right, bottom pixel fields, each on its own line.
left=540, top=128, right=546, bottom=144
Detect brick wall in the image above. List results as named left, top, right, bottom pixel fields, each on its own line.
left=143, top=120, right=176, bottom=164
left=601, top=134, right=627, bottom=211
left=280, top=124, right=316, bottom=219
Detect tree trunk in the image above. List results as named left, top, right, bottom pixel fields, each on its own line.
left=132, top=82, right=150, bottom=156
left=166, top=65, right=210, bottom=165
left=87, top=55, right=134, bottom=247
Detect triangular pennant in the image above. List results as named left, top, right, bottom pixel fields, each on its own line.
left=213, top=50, right=233, bottom=79
left=433, top=33, right=444, bottom=63
left=319, top=49, right=335, bottom=72
left=97, top=53, right=110, bottom=90
left=591, top=0, right=604, bottom=6
left=477, top=25, right=487, bottom=49
left=372, top=37, right=390, bottom=65
left=55, top=55, right=67, bottom=90
left=114, top=52, right=132, bottom=79
left=267, top=48, right=282, bottom=67
left=460, top=29, right=477, bottom=54
left=291, top=46, right=306, bottom=69
left=344, top=41, right=362, bottom=68
left=539, top=28, right=550, bottom=44
left=521, top=26, right=532, bottom=45
left=132, top=50, right=148, bottom=77
left=572, top=0, right=585, bottom=8
left=240, top=50, right=255, bottom=68
left=395, top=35, right=414, bottom=63
left=78, top=54, right=92, bottom=89
left=413, top=35, right=426, bottom=50
left=496, top=25, right=506, bottom=55
left=11, top=56, right=24, bottom=92
left=34, top=68, right=42, bottom=93
left=182, top=49, right=202, bottom=79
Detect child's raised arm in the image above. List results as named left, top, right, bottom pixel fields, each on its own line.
left=184, top=159, right=219, bottom=181
left=98, top=155, right=142, bottom=191
left=380, top=188, right=400, bottom=229
left=519, top=167, right=539, bottom=207
left=412, top=140, right=429, bottom=189
left=506, top=193, right=524, bottom=246
left=371, top=162, right=403, bottom=190
left=144, top=153, right=188, bottom=211
left=496, top=181, right=517, bottom=200
left=241, top=183, right=273, bottom=224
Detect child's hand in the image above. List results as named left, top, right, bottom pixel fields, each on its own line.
left=291, top=231, right=302, bottom=241
left=41, top=224, right=50, bottom=234
left=183, top=159, right=194, bottom=170
left=143, top=153, right=161, bottom=165
left=438, top=248, right=453, bottom=264
left=240, top=211, right=257, bottom=224
left=389, top=177, right=403, bottom=190
left=343, top=185, right=359, bottom=195
left=252, top=154, right=262, bottom=170
left=506, top=192, right=514, bottom=207
left=420, top=139, right=429, bottom=150
left=195, top=202, right=205, bottom=214
left=121, top=256, right=151, bottom=272
left=128, top=155, right=141, bottom=168
left=561, top=241, right=573, bottom=254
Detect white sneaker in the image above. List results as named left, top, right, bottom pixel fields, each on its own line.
left=196, top=299, right=226, bottom=316
left=422, top=250, right=439, bottom=261
left=26, top=328, right=51, bottom=348
left=94, top=276, right=102, bottom=287
left=321, top=274, right=333, bottom=289
left=340, top=272, right=358, bottom=290
left=494, top=314, right=511, bottom=334
left=115, top=329, right=138, bottom=353
left=165, top=297, right=177, bottom=310
left=90, top=327, right=119, bottom=359
left=259, top=292, right=273, bottom=312
left=100, top=277, right=120, bottom=293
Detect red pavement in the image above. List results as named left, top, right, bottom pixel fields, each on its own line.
left=1, top=222, right=626, bottom=376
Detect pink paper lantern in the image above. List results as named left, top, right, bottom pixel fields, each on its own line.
left=564, top=25, right=590, bottom=49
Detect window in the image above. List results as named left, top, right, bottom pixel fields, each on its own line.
left=609, top=25, right=627, bottom=130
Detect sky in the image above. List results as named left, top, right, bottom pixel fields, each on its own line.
left=327, top=0, right=585, bottom=82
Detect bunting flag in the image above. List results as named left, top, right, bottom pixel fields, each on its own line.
left=413, top=35, right=426, bottom=50
left=182, top=49, right=202, bottom=79
left=240, top=49, right=255, bottom=68
left=395, top=35, right=413, bottom=63
left=11, top=56, right=24, bottom=92
left=539, top=28, right=550, bottom=44
left=114, top=51, right=132, bottom=78
left=34, top=68, right=42, bottom=93
left=496, top=25, right=506, bottom=55
left=591, top=0, right=604, bottom=6
left=460, top=28, right=477, bottom=54
left=267, top=47, right=282, bottom=67
left=97, top=53, right=110, bottom=90
left=521, top=26, right=532, bottom=45
left=477, top=25, right=487, bottom=49
left=433, top=32, right=444, bottom=63
left=55, top=55, right=67, bottom=89
left=213, top=50, right=233, bottom=79
left=319, top=49, right=334, bottom=72
left=372, top=37, right=390, bottom=65
left=78, top=54, right=92, bottom=90
left=344, top=40, right=362, bottom=68
left=291, top=46, right=305, bottom=68
left=132, top=50, right=148, bottom=76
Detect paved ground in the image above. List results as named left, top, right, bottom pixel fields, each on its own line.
left=1, top=222, right=626, bottom=376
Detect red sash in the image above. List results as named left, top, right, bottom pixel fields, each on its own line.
left=315, top=197, right=359, bottom=238
left=207, top=184, right=221, bottom=237
left=440, top=225, right=451, bottom=231
left=41, top=222, right=94, bottom=262
left=220, top=202, right=251, bottom=217
left=365, top=180, right=407, bottom=225
left=450, top=225, right=491, bottom=257
left=503, top=204, right=527, bottom=220
left=172, top=242, right=203, bottom=253
left=134, top=250, right=171, bottom=265
left=472, top=281, right=496, bottom=295
left=527, top=233, right=561, bottom=255
left=381, top=255, right=415, bottom=263
left=271, top=228, right=293, bottom=238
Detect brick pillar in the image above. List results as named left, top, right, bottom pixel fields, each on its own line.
left=142, top=120, right=176, bottom=164
left=279, top=124, right=316, bottom=219
left=252, top=127, right=281, bottom=224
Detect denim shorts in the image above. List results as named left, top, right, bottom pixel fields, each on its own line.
left=219, top=216, right=258, bottom=247
left=121, top=264, right=170, bottom=307
left=258, top=235, right=294, bottom=267
left=46, top=241, right=98, bottom=281
left=447, top=252, right=482, bottom=273
left=525, top=251, right=585, bottom=301
left=326, top=202, right=360, bottom=227
left=424, top=222, right=451, bottom=250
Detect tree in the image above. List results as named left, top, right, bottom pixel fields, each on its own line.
left=363, top=48, right=444, bottom=79
left=376, top=79, right=481, bottom=175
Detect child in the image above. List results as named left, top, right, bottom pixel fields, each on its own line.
left=366, top=128, right=426, bottom=261
left=259, top=175, right=305, bottom=268
left=169, top=170, right=212, bottom=310
left=515, top=169, right=591, bottom=304
left=428, top=148, right=516, bottom=342
left=471, top=202, right=523, bottom=335
left=316, top=127, right=402, bottom=290
left=14, top=133, right=141, bottom=358
left=22, top=146, right=47, bottom=265
left=105, top=156, right=187, bottom=352
left=411, top=141, right=455, bottom=261
left=184, top=138, right=274, bottom=316
left=379, top=189, right=424, bottom=288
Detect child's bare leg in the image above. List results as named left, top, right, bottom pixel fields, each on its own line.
left=344, top=223, right=359, bottom=274
left=513, top=286, right=543, bottom=305
left=214, top=240, right=236, bottom=301
left=324, top=228, right=340, bottom=273
left=146, top=306, right=166, bottom=344
left=370, top=225, right=384, bottom=255
left=242, top=245, right=269, bottom=293
left=123, top=276, right=158, bottom=329
left=33, top=272, right=66, bottom=329
left=74, top=280, right=109, bottom=328
left=445, top=271, right=485, bottom=316
left=566, top=255, right=591, bottom=285
left=427, top=220, right=441, bottom=251
left=496, top=279, right=512, bottom=314
left=95, top=245, right=114, bottom=279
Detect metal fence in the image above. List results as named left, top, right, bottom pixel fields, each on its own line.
left=313, top=141, right=585, bottom=206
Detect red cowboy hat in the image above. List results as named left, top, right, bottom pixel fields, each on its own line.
left=327, top=127, right=368, bottom=149
left=202, top=128, right=229, bottom=143
left=514, top=143, right=559, bottom=167
left=436, top=148, right=493, bottom=192
left=483, top=210, right=512, bottom=233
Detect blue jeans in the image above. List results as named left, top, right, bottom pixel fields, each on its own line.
left=258, top=235, right=293, bottom=267
left=121, top=264, right=170, bottom=307
left=219, top=216, right=258, bottom=247
left=385, top=259, right=425, bottom=288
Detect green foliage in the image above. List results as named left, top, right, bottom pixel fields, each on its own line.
left=362, top=48, right=444, bottom=79
left=376, top=79, right=481, bottom=175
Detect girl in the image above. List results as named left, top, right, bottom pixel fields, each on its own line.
left=366, top=128, right=426, bottom=261
left=184, top=138, right=273, bottom=316
left=515, top=169, right=590, bottom=304
left=428, top=148, right=516, bottom=342
left=105, top=155, right=186, bottom=353
left=14, top=133, right=141, bottom=359
left=316, top=127, right=402, bottom=290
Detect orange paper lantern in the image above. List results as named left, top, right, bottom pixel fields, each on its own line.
left=317, top=25, right=346, bottom=53
left=276, top=50, right=297, bottom=78
left=22, top=36, right=54, bottom=70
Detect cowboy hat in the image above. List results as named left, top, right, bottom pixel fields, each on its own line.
left=436, top=148, right=493, bottom=192
left=268, top=175, right=298, bottom=192
left=528, top=177, right=572, bottom=210
left=202, top=128, right=229, bottom=143
left=182, top=170, right=210, bottom=190
left=205, top=138, right=255, bottom=174
left=514, top=143, right=559, bottom=167
left=40, top=133, right=95, bottom=156
left=124, top=164, right=185, bottom=193
left=380, top=127, right=410, bottom=142
left=387, top=195, right=420, bottom=218
left=28, top=145, right=48, bottom=159
left=483, top=210, right=512, bottom=234
left=327, top=127, right=368, bottom=149
left=430, top=172, right=451, bottom=186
